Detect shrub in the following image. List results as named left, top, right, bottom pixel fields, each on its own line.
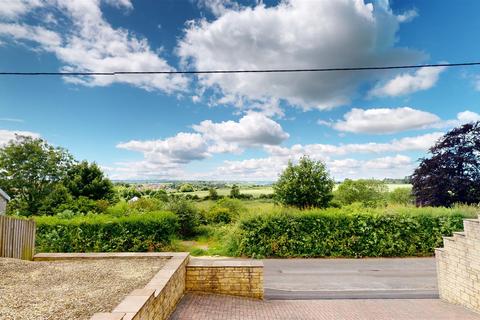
left=35, top=211, right=178, bottom=252
left=335, top=179, right=388, bottom=207
left=179, top=183, right=194, bottom=192
left=165, top=197, right=199, bottom=237
left=228, top=207, right=470, bottom=258
left=128, top=197, right=164, bottom=212
left=388, top=187, right=414, bottom=205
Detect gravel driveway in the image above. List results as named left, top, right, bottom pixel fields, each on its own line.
left=0, top=257, right=167, bottom=320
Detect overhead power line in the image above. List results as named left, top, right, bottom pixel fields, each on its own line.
left=1, top=61, right=480, bottom=76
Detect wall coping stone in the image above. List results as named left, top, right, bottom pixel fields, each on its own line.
left=188, top=258, right=263, bottom=268
left=33, top=252, right=188, bottom=261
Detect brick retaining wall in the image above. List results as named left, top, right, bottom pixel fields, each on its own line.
left=186, top=259, right=264, bottom=299
left=436, top=216, right=480, bottom=314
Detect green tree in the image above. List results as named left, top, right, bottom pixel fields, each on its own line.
left=208, top=187, right=219, bottom=200
left=230, top=184, right=241, bottom=198
left=273, top=156, right=334, bottom=208
left=179, top=183, right=194, bottom=192
left=335, top=179, right=388, bottom=207
left=65, top=161, right=114, bottom=201
left=0, top=136, right=74, bottom=215
left=388, top=187, right=414, bottom=205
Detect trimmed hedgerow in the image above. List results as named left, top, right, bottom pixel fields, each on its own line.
left=230, top=206, right=471, bottom=258
left=35, top=211, right=178, bottom=252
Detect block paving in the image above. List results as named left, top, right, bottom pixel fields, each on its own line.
left=169, top=293, right=480, bottom=320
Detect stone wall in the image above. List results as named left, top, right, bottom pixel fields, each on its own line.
left=436, top=216, right=480, bottom=313
left=186, top=259, right=264, bottom=299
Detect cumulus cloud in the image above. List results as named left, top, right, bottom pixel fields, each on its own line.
left=112, top=114, right=289, bottom=177
left=369, top=66, right=445, bottom=97
left=0, top=129, right=40, bottom=146
left=330, top=107, right=440, bottom=134
left=178, top=0, right=424, bottom=111
left=396, top=9, right=418, bottom=23
left=193, top=112, right=289, bottom=152
left=0, top=0, right=187, bottom=93
left=117, top=132, right=210, bottom=165
left=457, top=110, right=480, bottom=123
left=211, top=154, right=414, bottom=181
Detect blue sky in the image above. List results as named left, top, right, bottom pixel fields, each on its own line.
left=0, top=0, right=479, bottom=181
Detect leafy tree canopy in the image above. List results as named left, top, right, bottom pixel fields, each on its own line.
left=230, top=184, right=241, bottom=198
left=274, top=156, right=334, bottom=208
left=65, top=161, right=114, bottom=201
left=411, top=121, right=480, bottom=206
left=335, top=179, right=388, bottom=207
left=0, top=136, right=74, bottom=215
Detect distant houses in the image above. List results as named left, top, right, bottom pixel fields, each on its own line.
left=0, top=188, right=10, bottom=215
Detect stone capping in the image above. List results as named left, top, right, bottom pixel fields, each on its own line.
left=33, top=252, right=187, bottom=261
left=187, top=258, right=263, bottom=268
left=33, top=252, right=190, bottom=320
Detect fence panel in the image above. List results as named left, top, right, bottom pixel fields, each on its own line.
left=0, top=215, right=35, bottom=260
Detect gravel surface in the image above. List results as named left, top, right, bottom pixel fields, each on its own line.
left=0, top=257, right=167, bottom=320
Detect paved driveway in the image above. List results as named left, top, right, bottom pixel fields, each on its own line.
left=170, top=293, right=480, bottom=320
left=264, top=258, right=438, bottom=299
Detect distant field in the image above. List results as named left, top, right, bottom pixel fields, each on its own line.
left=173, top=184, right=412, bottom=198
left=173, top=186, right=274, bottom=198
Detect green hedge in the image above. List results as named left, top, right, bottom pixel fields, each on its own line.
left=35, top=211, right=178, bottom=252
left=230, top=207, right=470, bottom=258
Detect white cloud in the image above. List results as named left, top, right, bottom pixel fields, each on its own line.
left=210, top=154, right=414, bottom=181
left=457, top=110, right=480, bottom=123
left=397, top=9, right=418, bottom=23
left=178, top=0, right=424, bottom=111
left=112, top=114, right=289, bottom=177
left=197, top=0, right=242, bottom=17
left=0, top=0, right=187, bottom=93
left=0, top=129, right=40, bottom=146
left=193, top=112, right=289, bottom=151
left=266, top=132, right=443, bottom=157
left=0, top=118, right=24, bottom=123
left=0, top=0, right=43, bottom=20
left=331, top=107, right=440, bottom=134
left=370, top=66, right=445, bottom=97
left=117, top=132, right=210, bottom=165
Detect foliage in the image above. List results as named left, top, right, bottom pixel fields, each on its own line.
left=335, top=179, right=388, bottom=207
left=165, top=197, right=199, bottom=237
left=35, top=211, right=178, bottom=252
left=228, top=207, right=471, bottom=258
left=230, top=184, right=241, bottom=198
left=274, top=156, right=334, bottom=208
left=206, top=198, right=245, bottom=224
left=179, top=183, right=194, bottom=192
left=127, top=197, right=164, bottom=213
left=388, top=187, right=414, bottom=205
left=412, top=121, right=480, bottom=206
left=65, top=161, right=115, bottom=201
left=208, top=188, right=219, bottom=200
left=0, top=136, right=74, bottom=215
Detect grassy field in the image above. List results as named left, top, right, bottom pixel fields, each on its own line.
left=175, top=184, right=412, bottom=198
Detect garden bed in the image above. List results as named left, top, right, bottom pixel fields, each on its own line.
left=0, top=257, right=167, bottom=320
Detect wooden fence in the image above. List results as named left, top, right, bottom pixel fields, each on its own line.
left=0, top=215, right=36, bottom=260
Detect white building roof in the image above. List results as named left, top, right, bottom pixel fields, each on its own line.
left=0, top=188, right=10, bottom=201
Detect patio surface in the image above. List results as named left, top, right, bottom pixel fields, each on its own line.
left=169, top=293, right=480, bottom=320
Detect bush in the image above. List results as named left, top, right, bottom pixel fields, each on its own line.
left=165, top=197, right=199, bottom=237
left=205, top=198, right=246, bottom=224
left=335, top=179, right=388, bottom=207
left=228, top=207, right=471, bottom=258
left=35, top=211, right=179, bottom=252
left=128, top=197, right=164, bottom=212
left=388, top=187, right=414, bottom=205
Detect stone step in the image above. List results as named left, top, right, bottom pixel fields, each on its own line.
left=464, top=219, right=480, bottom=240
